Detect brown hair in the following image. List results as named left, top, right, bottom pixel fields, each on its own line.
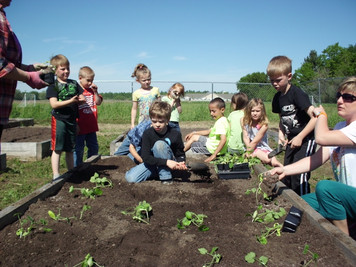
left=243, top=98, right=269, bottom=128
left=231, top=92, right=248, bottom=111
left=267, top=55, right=292, bottom=77
left=79, top=66, right=95, bottom=78
left=149, top=101, right=172, bottom=121
left=50, top=54, right=70, bottom=69
left=131, top=63, right=151, bottom=79
left=168, top=82, right=185, bottom=97
left=338, top=76, right=356, bottom=94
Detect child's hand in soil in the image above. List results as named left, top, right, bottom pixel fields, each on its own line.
left=167, top=160, right=188, bottom=170
left=262, top=171, right=280, bottom=184
left=267, top=167, right=285, bottom=180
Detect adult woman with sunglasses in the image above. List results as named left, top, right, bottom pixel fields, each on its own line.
left=269, top=76, right=356, bottom=236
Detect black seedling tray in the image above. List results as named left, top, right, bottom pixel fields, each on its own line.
left=217, top=168, right=250, bottom=180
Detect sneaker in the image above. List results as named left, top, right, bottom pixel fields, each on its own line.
left=161, top=179, right=173, bottom=185
left=268, top=144, right=285, bottom=158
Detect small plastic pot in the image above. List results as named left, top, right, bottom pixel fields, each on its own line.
left=40, top=72, right=55, bottom=85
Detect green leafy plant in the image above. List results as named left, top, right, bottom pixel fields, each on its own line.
left=69, top=185, right=103, bottom=199
left=177, top=211, right=210, bottom=232
left=89, top=172, right=113, bottom=188
left=121, top=200, right=152, bottom=224
left=73, top=253, right=104, bottom=267
left=247, top=206, right=286, bottom=223
left=198, top=247, right=222, bottom=267
left=48, top=209, right=76, bottom=223
left=302, top=244, right=319, bottom=266
left=256, top=223, right=282, bottom=245
left=245, top=174, right=271, bottom=205
left=80, top=204, right=92, bottom=220
left=15, top=213, right=52, bottom=238
left=245, top=252, right=268, bottom=266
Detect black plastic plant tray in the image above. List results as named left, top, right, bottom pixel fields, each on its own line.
left=218, top=170, right=251, bottom=179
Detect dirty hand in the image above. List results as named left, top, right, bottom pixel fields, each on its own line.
left=268, top=167, right=285, bottom=180
left=91, top=83, right=98, bottom=93
left=25, top=71, right=48, bottom=89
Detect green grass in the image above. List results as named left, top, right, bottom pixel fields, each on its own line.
left=11, top=101, right=342, bottom=127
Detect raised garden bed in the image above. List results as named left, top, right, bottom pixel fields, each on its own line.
left=1, top=126, right=51, bottom=161
left=0, top=155, right=355, bottom=266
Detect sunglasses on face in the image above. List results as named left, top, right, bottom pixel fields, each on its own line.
left=336, top=92, right=356, bottom=102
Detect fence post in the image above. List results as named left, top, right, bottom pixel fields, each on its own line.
left=211, top=82, right=214, bottom=99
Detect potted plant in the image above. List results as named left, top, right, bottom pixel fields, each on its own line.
left=39, top=62, right=56, bottom=85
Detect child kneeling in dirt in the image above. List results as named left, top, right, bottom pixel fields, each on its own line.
left=125, top=101, right=187, bottom=184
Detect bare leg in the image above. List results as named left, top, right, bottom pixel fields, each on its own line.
left=184, top=134, right=200, bottom=152
left=51, top=150, right=61, bottom=178
left=65, top=151, right=74, bottom=171
left=332, top=219, right=349, bottom=235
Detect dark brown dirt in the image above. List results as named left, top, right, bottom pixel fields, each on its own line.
left=1, top=126, right=51, bottom=142
left=0, top=155, right=354, bottom=267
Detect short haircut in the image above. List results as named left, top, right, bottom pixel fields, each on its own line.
left=79, top=66, right=95, bottom=78
left=149, top=101, right=171, bottom=121
left=267, top=55, right=292, bottom=77
left=131, top=63, right=151, bottom=80
left=231, top=92, right=248, bottom=110
left=210, top=97, right=225, bottom=109
left=338, top=76, right=356, bottom=94
left=50, top=54, right=69, bottom=68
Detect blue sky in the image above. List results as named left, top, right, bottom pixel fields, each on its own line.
left=9, top=0, right=356, bottom=92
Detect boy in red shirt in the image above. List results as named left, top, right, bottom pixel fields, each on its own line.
left=74, top=66, right=103, bottom=167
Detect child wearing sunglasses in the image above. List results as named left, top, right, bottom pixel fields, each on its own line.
left=269, top=76, right=356, bottom=236
left=267, top=55, right=317, bottom=196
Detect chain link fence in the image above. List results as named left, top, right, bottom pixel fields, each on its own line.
left=19, top=77, right=345, bottom=104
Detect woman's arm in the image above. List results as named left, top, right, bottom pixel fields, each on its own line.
left=269, top=146, right=330, bottom=180
left=314, top=106, right=355, bottom=146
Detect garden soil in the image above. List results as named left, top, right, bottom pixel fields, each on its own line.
left=0, top=126, right=354, bottom=266
left=1, top=126, right=51, bottom=142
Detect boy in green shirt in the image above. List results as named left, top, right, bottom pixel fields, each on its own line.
left=184, top=97, right=230, bottom=163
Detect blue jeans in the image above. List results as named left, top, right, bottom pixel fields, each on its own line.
left=114, top=136, right=137, bottom=162
left=74, top=132, right=99, bottom=167
left=125, top=140, right=174, bottom=183
left=169, top=121, right=180, bottom=132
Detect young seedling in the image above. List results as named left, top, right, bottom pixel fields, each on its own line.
left=256, top=223, right=282, bottom=245
left=245, top=252, right=269, bottom=266
left=245, top=174, right=271, bottom=205
left=198, top=247, right=222, bottom=267
left=177, top=211, right=210, bottom=232
left=89, top=172, right=113, bottom=188
left=302, top=244, right=319, bottom=266
left=69, top=185, right=103, bottom=199
left=121, top=200, right=152, bottom=224
left=15, top=214, right=36, bottom=239
left=79, top=204, right=92, bottom=220
left=15, top=213, right=52, bottom=238
left=247, top=206, right=286, bottom=223
left=73, top=253, right=104, bottom=267
left=48, top=209, right=76, bottom=223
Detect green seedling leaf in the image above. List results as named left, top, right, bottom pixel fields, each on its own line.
left=245, top=252, right=256, bottom=263
left=198, top=248, right=208, bottom=255
left=48, top=210, right=57, bottom=220
left=259, top=256, right=269, bottom=266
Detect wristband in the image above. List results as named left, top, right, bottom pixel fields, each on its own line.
left=317, top=112, right=327, bottom=118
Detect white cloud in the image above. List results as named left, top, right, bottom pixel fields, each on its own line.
left=136, top=51, right=153, bottom=59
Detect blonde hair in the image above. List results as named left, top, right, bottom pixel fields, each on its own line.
left=149, top=101, right=171, bottom=121
left=131, top=63, right=151, bottom=79
left=231, top=92, right=248, bottom=111
left=338, top=76, right=356, bottom=94
left=50, top=54, right=69, bottom=69
left=243, top=98, right=269, bottom=128
left=168, top=82, right=185, bottom=97
left=267, top=56, right=292, bottom=77
left=79, top=66, right=95, bottom=78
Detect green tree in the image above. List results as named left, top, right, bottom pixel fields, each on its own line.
left=237, top=72, right=274, bottom=101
